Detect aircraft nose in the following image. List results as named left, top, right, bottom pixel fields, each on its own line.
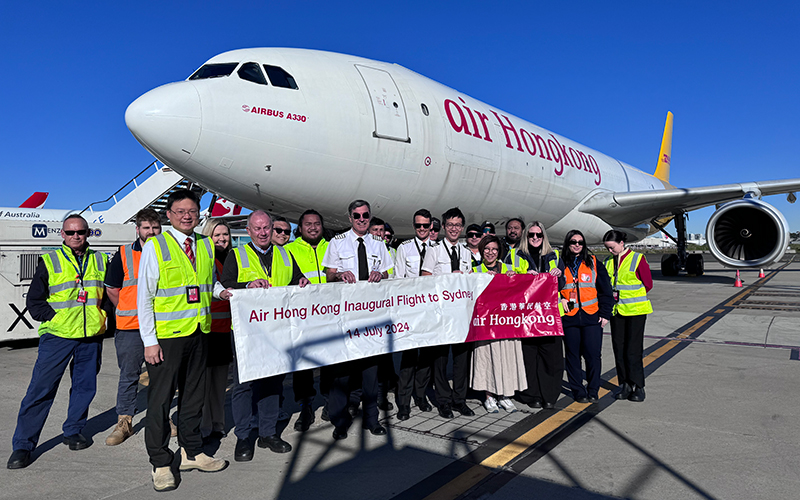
left=125, top=82, right=201, bottom=168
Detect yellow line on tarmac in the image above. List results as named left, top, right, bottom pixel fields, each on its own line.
left=422, top=466, right=491, bottom=500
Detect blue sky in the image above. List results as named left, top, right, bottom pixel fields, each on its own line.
left=1, top=2, right=798, bottom=234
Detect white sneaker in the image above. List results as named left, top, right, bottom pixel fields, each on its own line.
left=278, top=408, right=290, bottom=421
left=484, top=395, right=499, bottom=413
left=497, top=397, right=518, bottom=413
left=152, top=466, right=176, bottom=492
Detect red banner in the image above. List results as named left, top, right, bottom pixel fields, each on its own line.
left=467, top=273, right=563, bottom=342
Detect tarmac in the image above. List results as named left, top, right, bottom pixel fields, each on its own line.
left=1, top=257, right=798, bottom=499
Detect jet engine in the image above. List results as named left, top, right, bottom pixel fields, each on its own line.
left=706, top=198, right=790, bottom=268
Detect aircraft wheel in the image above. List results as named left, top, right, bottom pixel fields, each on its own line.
left=661, top=254, right=680, bottom=276
left=686, top=254, right=704, bottom=276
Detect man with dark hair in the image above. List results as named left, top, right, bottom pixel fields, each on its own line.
left=271, top=215, right=292, bottom=247
left=429, top=217, right=441, bottom=242
left=8, top=215, right=108, bottom=470
left=503, top=218, right=524, bottom=261
left=322, top=200, right=393, bottom=440
left=138, top=189, right=231, bottom=491
left=104, top=208, right=162, bottom=446
left=393, top=208, right=436, bottom=420
left=421, top=207, right=475, bottom=419
left=465, top=223, right=483, bottom=268
left=286, top=209, right=330, bottom=431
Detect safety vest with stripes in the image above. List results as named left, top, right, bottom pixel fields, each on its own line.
left=116, top=243, right=141, bottom=330
left=473, top=262, right=508, bottom=273
left=509, top=248, right=561, bottom=274
left=233, top=243, right=293, bottom=287
left=151, top=232, right=213, bottom=339
left=285, top=238, right=328, bottom=284
left=210, top=258, right=232, bottom=331
left=604, top=251, right=653, bottom=316
left=39, top=244, right=108, bottom=339
left=561, top=256, right=599, bottom=316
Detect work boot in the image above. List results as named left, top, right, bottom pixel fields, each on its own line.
left=169, top=418, right=178, bottom=438
left=152, top=466, right=176, bottom=492
left=294, top=400, right=315, bottom=432
left=105, top=415, right=134, bottom=446
left=179, top=448, right=229, bottom=473
left=139, top=371, right=150, bottom=387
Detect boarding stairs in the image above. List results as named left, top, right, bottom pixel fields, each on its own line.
left=81, top=161, right=206, bottom=224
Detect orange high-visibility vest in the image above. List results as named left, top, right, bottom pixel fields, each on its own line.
left=116, top=244, right=141, bottom=330
left=561, top=256, right=599, bottom=316
left=210, top=258, right=231, bottom=332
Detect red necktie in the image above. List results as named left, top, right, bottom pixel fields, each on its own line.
left=184, top=237, right=195, bottom=267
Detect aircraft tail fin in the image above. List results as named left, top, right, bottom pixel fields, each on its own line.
left=20, top=192, right=49, bottom=208
left=211, top=198, right=242, bottom=217
left=654, top=111, right=673, bottom=184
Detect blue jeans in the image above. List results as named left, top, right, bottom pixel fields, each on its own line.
left=12, top=333, right=102, bottom=451
left=114, top=329, right=144, bottom=416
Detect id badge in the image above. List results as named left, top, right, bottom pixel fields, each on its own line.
left=77, top=289, right=88, bottom=304
left=186, top=286, right=200, bottom=304
left=612, top=290, right=620, bottom=303
left=569, top=290, right=577, bottom=302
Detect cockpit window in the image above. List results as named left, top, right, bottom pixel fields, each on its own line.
left=237, top=62, right=268, bottom=85
left=189, top=63, right=238, bottom=80
left=263, top=65, right=298, bottom=89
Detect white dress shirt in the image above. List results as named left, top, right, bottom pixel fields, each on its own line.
left=421, top=239, right=473, bottom=276
left=137, top=228, right=222, bottom=347
left=394, top=237, right=429, bottom=278
left=322, top=229, right=393, bottom=278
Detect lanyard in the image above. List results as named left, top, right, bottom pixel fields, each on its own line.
left=61, top=248, right=90, bottom=287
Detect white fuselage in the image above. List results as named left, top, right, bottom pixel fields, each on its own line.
left=126, top=48, right=665, bottom=243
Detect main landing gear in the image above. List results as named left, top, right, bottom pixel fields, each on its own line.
left=652, top=211, right=704, bottom=277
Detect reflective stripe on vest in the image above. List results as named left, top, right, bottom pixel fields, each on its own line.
left=235, top=244, right=293, bottom=287
left=39, top=245, right=108, bottom=338
left=152, top=233, right=213, bottom=339
left=286, top=238, right=328, bottom=284
left=116, top=243, right=142, bottom=329
left=605, top=251, right=653, bottom=316
left=210, top=258, right=231, bottom=332
left=561, top=256, right=599, bottom=316
left=473, top=262, right=508, bottom=273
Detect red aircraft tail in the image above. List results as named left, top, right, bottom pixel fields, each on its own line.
left=210, top=198, right=242, bottom=217
left=20, top=192, right=49, bottom=208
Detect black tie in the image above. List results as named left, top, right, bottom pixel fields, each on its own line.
left=418, top=242, right=427, bottom=276
left=357, top=237, right=369, bottom=281
left=450, top=245, right=459, bottom=272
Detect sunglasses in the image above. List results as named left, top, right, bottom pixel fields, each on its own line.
left=351, top=212, right=370, bottom=220
left=569, top=240, right=585, bottom=246
left=64, top=229, right=89, bottom=236
left=528, top=232, right=543, bottom=239
left=273, top=228, right=291, bottom=235
left=467, top=232, right=481, bottom=238
left=414, top=223, right=431, bottom=229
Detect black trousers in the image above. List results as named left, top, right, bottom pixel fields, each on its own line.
left=292, top=366, right=332, bottom=402
left=563, top=324, right=603, bottom=399
left=610, top=314, right=647, bottom=388
left=396, top=347, right=434, bottom=406
left=432, top=343, right=472, bottom=406
left=145, top=329, right=206, bottom=468
left=517, top=336, right=564, bottom=405
left=328, top=357, right=379, bottom=429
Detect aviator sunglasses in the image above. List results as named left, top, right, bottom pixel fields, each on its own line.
left=351, top=212, right=370, bottom=220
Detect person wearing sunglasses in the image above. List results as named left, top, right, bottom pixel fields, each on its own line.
left=429, top=217, right=441, bottom=243
left=421, top=207, right=476, bottom=419
left=393, top=209, right=437, bottom=420
left=8, top=215, right=108, bottom=470
left=471, top=234, right=526, bottom=414
left=560, top=230, right=613, bottom=404
left=602, top=230, right=653, bottom=403
left=271, top=216, right=292, bottom=247
left=465, top=224, right=483, bottom=268
left=322, top=200, right=394, bottom=440
left=383, top=222, right=396, bottom=256
left=103, top=208, right=162, bottom=447
left=506, top=222, right=565, bottom=410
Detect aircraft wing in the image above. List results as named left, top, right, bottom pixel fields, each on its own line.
left=579, top=178, right=800, bottom=228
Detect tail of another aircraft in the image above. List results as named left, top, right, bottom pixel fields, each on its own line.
left=20, top=192, right=49, bottom=209
left=654, top=111, right=673, bottom=184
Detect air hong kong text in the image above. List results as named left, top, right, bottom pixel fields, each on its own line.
left=247, top=288, right=474, bottom=323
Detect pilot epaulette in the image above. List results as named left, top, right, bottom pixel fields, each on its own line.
left=371, top=234, right=384, bottom=242
left=428, top=241, right=440, bottom=247
left=334, top=233, right=347, bottom=240
left=400, top=239, right=415, bottom=246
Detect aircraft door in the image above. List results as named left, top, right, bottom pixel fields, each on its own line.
left=355, top=65, right=409, bottom=142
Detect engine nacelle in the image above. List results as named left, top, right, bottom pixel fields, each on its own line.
left=706, top=198, right=789, bottom=268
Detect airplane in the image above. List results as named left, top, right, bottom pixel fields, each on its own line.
left=19, top=192, right=49, bottom=209
left=124, top=48, right=800, bottom=276
left=0, top=191, right=82, bottom=223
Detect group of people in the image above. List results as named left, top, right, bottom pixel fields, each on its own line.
left=6, top=190, right=653, bottom=495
